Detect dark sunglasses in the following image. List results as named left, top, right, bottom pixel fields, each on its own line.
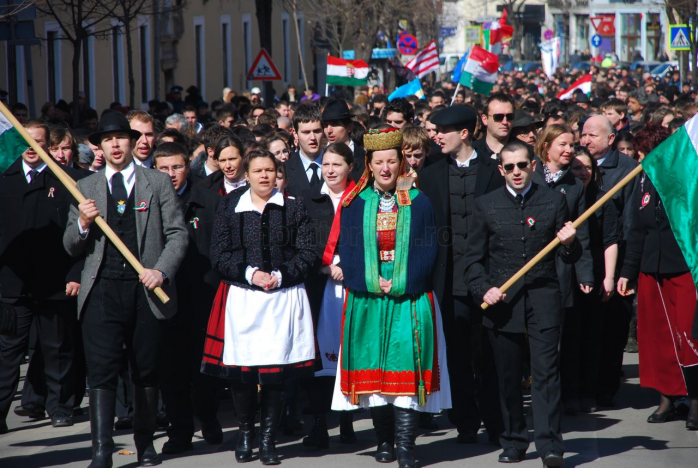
left=490, top=113, right=515, bottom=123
left=502, top=161, right=530, bottom=172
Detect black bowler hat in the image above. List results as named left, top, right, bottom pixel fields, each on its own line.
left=430, top=105, right=477, bottom=133
left=170, top=85, right=183, bottom=94
left=511, top=109, right=544, bottom=130
left=322, top=100, right=351, bottom=121
left=575, top=93, right=590, bottom=103
left=88, top=111, right=142, bottom=145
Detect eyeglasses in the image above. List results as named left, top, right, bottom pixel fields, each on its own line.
left=157, top=165, right=186, bottom=174
left=502, top=161, right=530, bottom=172
left=490, top=113, right=515, bottom=123
left=275, top=149, right=291, bottom=155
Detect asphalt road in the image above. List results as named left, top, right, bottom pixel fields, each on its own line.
left=1, top=352, right=697, bottom=467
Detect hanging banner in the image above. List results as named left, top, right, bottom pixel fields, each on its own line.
left=540, top=37, right=561, bottom=80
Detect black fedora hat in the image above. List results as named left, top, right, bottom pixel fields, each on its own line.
left=322, top=100, right=351, bottom=121
left=511, top=109, right=543, bottom=130
left=88, top=111, right=142, bottom=145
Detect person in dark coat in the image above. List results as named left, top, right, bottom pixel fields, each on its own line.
left=419, top=105, right=505, bottom=444
left=569, top=147, right=619, bottom=414
left=531, top=124, right=595, bottom=414
left=285, top=104, right=326, bottom=197
left=472, top=93, right=515, bottom=160
left=189, top=125, right=234, bottom=184
left=322, top=99, right=366, bottom=177
left=464, top=140, right=582, bottom=467
left=198, top=136, right=247, bottom=196
left=581, top=115, right=639, bottom=407
left=617, top=125, right=698, bottom=430
left=0, top=120, right=86, bottom=434
left=151, top=142, right=225, bottom=453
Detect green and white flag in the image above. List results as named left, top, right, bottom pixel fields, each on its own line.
left=0, top=111, right=29, bottom=173
left=642, top=116, right=698, bottom=288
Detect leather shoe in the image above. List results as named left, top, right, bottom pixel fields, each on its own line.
left=51, top=414, right=73, bottom=427
left=498, top=447, right=525, bottom=463
left=375, top=441, right=395, bottom=463
left=686, top=418, right=698, bottom=430
left=0, top=420, right=8, bottom=434
left=647, top=408, right=676, bottom=423
left=14, top=404, right=45, bottom=419
left=201, top=420, right=223, bottom=444
left=542, top=450, right=565, bottom=467
left=161, top=439, right=193, bottom=454
left=114, top=416, right=133, bottom=430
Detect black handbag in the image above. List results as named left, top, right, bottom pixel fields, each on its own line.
left=0, top=302, right=17, bottom=335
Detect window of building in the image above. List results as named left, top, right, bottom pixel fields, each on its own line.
left=620, top=13, right=641, bottom=62
left=46, top=24, right=62, bottom=104
left=139, top=20, right=152, bottom=105
left=111, top=24, right=125, bottom=103
left=282, top=14, right=290, bottom=83
left=646, top=13, right=662, bottom=61
left=221, top=15, right=232, bottom=88
left=297, top=14, right=304, bottom=82
left=194, top=16, right=206, bottom=99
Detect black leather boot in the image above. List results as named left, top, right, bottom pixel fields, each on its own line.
left=394, top=407, right=419, bottom=468
left=259, top=386, right=284, bottom=465
left=88, top=389, right=116, bottom=468
left=232, top=384, right=257, bottom=463
left=339, top=412, right=357, bottom=443
left=132, top=386, right=161, bottom=467
left=371, top=405, right=395, bottom=463
left=302, top=412, right=329, bottom=449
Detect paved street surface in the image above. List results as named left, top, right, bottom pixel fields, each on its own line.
left=2, top=353, right=697, bottom=467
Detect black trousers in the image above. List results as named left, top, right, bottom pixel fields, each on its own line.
left=597, top=294, right=632, bottom=399
left=81, top=278, right=163, bottom=391
left=0, top=298, right=76, bottom=420
left=488, top=300, right=563, bottom=455
left=443, top=294, right=503, bottom=438
left=160, top=309, right=221, bottom=443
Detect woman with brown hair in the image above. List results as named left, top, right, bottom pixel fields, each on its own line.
left=618, top=123, right=698, bottom=429
left=532, top=124, right=594, bottom=414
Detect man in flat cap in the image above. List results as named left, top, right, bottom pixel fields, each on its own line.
left=64, top=111, right=188, bottom=468
left=419, top=104, right=505, bottom=445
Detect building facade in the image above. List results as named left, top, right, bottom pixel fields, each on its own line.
left=1, top=0, right=314, bottom=116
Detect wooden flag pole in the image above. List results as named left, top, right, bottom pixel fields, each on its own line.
left=0, top=102, right=170, bottom=304
left=481, top=163, right=643, bottom=310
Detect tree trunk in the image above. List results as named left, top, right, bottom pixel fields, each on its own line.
left=125, top=18, right=136, bottom=109
left=71, top=38, right=82, bottom=128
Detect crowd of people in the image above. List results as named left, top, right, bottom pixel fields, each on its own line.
left=1, top=61, right=697, bottom=468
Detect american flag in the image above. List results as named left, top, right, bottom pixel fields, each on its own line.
left=405, top=40, right=439, bottom=79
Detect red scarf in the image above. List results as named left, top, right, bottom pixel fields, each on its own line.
left=322, top=180, right=356, bottom=266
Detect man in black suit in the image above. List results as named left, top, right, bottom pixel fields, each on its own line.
left=419, top=105, right=505, bottom=444
left=284, top=104, right=325, bottom=197
left=472, top=93, right=515, bottom=160
left=580, top=115, right=639, bottom=407
left=464, top=140, right=581, bottom=466
left=0, top=120, right=85, bottom=433
left=152, top=142, right=224, bottom=454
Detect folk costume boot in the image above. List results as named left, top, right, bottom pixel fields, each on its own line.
left=394, top=407, right=419, bottom=468
left=87, top=389, right=116, bottom=468
left=232, top=384, right=258, bottom=463
left=302, top=412, right=329, bottom=449
left=339, top=411, right=357, bottom=443
left=132, top=386, right=161, bottom=467
left=259, top=386, right=285, bottom=465
left=371, top=405, right=396, bottom=463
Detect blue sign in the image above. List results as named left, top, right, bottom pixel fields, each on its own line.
left=669, top=25, right=691, bottom=51
left=398, top=34, right=419, bottom=55
left=591, top=34, right=602, bottom=47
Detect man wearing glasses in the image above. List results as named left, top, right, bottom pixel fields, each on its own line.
left=464, top=140, right=581, bottom=467
left=420, top=105, right=505, bottom=445
left=473, top=93, right=516, bottom=160
left=153, top=142, right=225, bottom=454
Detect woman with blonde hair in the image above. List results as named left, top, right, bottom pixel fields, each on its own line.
left=533, top=124, right=595, bottom=414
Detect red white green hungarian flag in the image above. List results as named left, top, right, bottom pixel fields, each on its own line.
left=0, top=111, right=29, bottom=173
left=484, top=10, right=514, bottom=55
left=642, top=117, right=698, bottom=289
left=557, top=74, right=592, bottom=100
left=459, top=46, right=499, bottom=95
left=327, top=56, right=369, bottom=86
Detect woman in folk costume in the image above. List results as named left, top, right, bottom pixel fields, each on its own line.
left=300, top=143, right=358, bottom=448
left=201, top=150, right=316, bottom=465
left=331, top=127, right=451, bottom=468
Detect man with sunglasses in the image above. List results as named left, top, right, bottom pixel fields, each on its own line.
left=420, top=105, right=505, bottom=446
left=473, top=93, right=515, bottom=160
left=510, top=110, right=544, bottom=146
left=464, top=140, right=581, bottom=467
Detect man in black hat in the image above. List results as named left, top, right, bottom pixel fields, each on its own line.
left=0, top=120, right=86, bottom=434
left=419, top=105, right=505, bottom=445
left=321, top=99, right=365, bottom=180
left=575, top=93, right=590, bottom=111
left=510, top=109, right=544, bottom=147
left=63, top=110, right=188, bottom=467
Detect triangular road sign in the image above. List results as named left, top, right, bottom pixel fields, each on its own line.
left=247, top=49, right=282, bottom=80
left=672, top=28, right=691, bottom=49
left=590, top=17, right=602, bottom=31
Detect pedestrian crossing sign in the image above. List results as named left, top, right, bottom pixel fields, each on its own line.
left=669, top=25, right=691, bottom=51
